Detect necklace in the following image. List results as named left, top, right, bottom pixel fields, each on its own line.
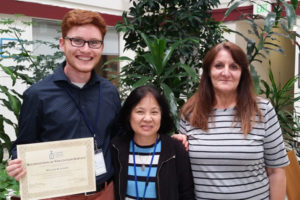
left=137, top=152, right=152, bottom=171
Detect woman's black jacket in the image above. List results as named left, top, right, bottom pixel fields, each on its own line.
left=111, top=134, right=195, bottom=200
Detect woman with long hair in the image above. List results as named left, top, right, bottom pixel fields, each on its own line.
left=179, top=42, right=289, bottom=200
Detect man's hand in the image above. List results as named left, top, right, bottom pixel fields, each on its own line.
left=172, top=134, right=188, bottom=151
left=6, top=159, right=26, bottom=181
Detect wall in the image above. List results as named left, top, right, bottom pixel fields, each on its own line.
left=294, top=17, right=300, bottom=117
left=218, top=0, right=252, bottom=9
left=294, top=17, right=300, bottom=145
left=223, top=21, right=237, bottom=43
left=17, top=0, right=130, bottom=16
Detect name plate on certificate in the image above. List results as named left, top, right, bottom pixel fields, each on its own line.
left=17, top=138, right=96, bottom=200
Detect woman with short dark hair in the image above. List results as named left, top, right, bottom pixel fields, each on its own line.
left=111, top=85, right=194, bottom=200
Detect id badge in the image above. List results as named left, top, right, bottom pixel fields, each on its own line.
left=94, top=149, right=107, bottom=176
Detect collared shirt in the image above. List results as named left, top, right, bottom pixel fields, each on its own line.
left=11, top=61, right=121, bottom=185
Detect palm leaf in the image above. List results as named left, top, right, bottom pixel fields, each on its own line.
left=225, top=0, right=248, bottom=18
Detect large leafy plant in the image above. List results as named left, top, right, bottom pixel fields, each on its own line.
left=112, top=0, right=225, bottom=128
left=260, top=68, right=300, bottom=156
left=118, top=0, right=224, bottom=72
left=106, top=33, right=199, bottom=127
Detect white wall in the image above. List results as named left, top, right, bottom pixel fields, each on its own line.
left=222, top=21, right=237, bottom=43
left=218, top=0, right=252, bottom=9
left=294, top=17, right=300, bottom=116
left=104, top=27, right=119, bottom=55
left=118, top=32, right=135, bottom=69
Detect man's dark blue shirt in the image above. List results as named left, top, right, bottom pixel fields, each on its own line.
left=11, top=62, right=121, bottom=185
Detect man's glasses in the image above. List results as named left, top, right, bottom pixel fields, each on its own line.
left=64, top=36, right=103, bottom=49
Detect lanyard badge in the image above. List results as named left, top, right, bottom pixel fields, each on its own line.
left=94, top=148, right=107, bottom=176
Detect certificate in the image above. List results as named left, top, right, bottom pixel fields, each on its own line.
left=17, top=138, right=96, bottom=200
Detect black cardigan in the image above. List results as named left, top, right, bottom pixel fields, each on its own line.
left=111, top=134, right=195, bottom=200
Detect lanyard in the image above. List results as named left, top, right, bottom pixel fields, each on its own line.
left=131, top=138, right=159, bottom=200
left=64, top=83, right=102, bottom=148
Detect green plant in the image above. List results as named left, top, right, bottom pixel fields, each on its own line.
left=112, top=0, right=225, bottom=129
left=260, top=68, right=300, bottom=157
left=106, top=33, right=199, bottom=127
left=0, top=162, right=19, bottom=199
left=117, top=0, right=224, bottom=72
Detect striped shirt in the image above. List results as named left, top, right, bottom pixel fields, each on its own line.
left=179, top=98, right=289, bottom=200
left=126, top=140, right=161, bottom=200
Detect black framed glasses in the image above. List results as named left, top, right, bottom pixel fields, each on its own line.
left=64, top=36, right=103, bottom=49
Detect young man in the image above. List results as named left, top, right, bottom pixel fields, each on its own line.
left=6, top=9, right=121, bottom=200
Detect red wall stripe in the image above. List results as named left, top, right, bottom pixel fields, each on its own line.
left=212, top=5, right=253, bottom=21
left=0, top=0, right=122, bottom=26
